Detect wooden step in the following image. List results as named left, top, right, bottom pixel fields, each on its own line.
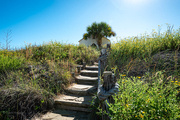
left=65, top=84, right=97, bottom=96
left=55, top=95, right=92, bottom=112
left=80, top=70, right=98, bottom=77
left=33, top=109, right=90, bottom=120
left=94, top=62, right=98, bottom=66
left=75, top=75, right=98, bottom=85
left=85, top=66, right=98, bottom=71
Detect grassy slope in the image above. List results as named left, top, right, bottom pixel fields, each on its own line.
left=0, top=42, right=99, bottom=120
left=106, top=28, right=180, bottom=119
left=108, top=28, right=180, bottom=76
left=0, top=27, right=179, bottom=119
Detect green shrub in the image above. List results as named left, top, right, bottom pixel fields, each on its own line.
left=107, top=72, right=180, bottom=120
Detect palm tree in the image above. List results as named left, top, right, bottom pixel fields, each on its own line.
left=83, top=22, right=116, bottom=49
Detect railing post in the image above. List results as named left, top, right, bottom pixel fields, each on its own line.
left=77, top=65, right=81, bottom=73
left=97, top=60, right=101, bottom=94
left=82, top=62, right=86, bottom=70
left=96, top=44, right=119, bottom=120
left=98, top=71, right=119, bottom=120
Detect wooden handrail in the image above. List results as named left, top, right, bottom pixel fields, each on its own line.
left=96, top=44, right=119, bottom=120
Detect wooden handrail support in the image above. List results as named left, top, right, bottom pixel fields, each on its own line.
left=96, top=44, right=119, bottom=120
left=97, top=60, right=101, bottom=94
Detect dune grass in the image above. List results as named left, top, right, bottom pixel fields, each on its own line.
left=0, top=51, right=25, bottom=72
left=104, top=27, right=180, bottom=119
left=1, top=26, right=179, bottom=119
left=0, top=42, right=99, bottom=119
left=108, top=26, right=180, bottom=76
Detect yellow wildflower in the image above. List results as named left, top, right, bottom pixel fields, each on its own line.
left=140, top=114, right=144, bottom=118
left=126, top=104, right=129, bottom=107
left=171, top=81, right=174, bottom=82
left=137, top=76, right=141, bottom=79
left=135, top=115, right=137, bottom=117
left=175, top=81, right=178, bottom=83
left=147, top=99, right=150, bottom=102
left=122, top=74, right=126, bottom=77
left=111, top=67, right=115, bottom=70
left=142, top=111, right=145, bottom=114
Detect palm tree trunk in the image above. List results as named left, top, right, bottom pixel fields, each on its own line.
left=97, top=38, right=102, bottom=49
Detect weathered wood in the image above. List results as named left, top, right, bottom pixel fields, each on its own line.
left=55, top=64, right=98, bottom=113
left=103, top=72, right=117, bottom=91
left=102, top=71, right=113, bottom=91
left=98, top=56, right=107, bottom=62
left=55, top=95, right=92, bottom=112
left=80, top=70, right=98, bottom=77
left=65, top=84, right=96, bottom=96
left=77, top=65, right=82, bottom=73
left=96, top=44, right=119, bottom=120
left=82, top=62, right=86, bottom=70
left=97, top=60, right=101, bottom=94
left=85, top=65, right=98, bottom=71
left=75, top=75, right=98, bottom=85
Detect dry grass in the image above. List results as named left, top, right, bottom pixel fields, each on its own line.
left=0, top=42, right=99, bottom=120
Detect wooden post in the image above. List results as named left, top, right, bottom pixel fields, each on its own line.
left=82, top=62, right=86, bottom=70
left=97, top=60, right=101, bottom=94
left=96, top=44, right=115, bottom=120
left=77, top=65, right=81, bottom=73
left=102, top=71, right=112, bottom=91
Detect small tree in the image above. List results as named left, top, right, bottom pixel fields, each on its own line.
left=83, top=22, right=116, bottom=48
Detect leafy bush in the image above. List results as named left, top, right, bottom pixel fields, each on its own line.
left=107, top=72, right=180, bottom=120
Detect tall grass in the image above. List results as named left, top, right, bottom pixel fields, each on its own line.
left=108, top=26, right=180, bottom=76
left=23, top=41, right=99, bottom=64
left=100, top=26, right=180, bottom=119
left=0, top=53, right=24, bottom=72
left=0, top=42, right=99, bottom=119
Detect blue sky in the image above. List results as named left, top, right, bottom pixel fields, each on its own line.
left=0, top=0, right=180, bottom=49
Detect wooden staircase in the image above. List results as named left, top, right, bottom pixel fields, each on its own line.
left=34, top=64, right=99, bottom=120
left=54, top=65, right=98, bottom=112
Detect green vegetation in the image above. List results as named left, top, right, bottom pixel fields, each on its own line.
left=108, top=73, right=180, bottom=119
left=83, top=22, right=116, bottom=48
left=0, top=25, right=179, bottom=119
left=0, top=42, right=99, bottom=119
left=108, top=26, right=180, bottom=76
left=104, top=26, right=180, bottom=119
left=0, top=53, right=24, bottom=71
